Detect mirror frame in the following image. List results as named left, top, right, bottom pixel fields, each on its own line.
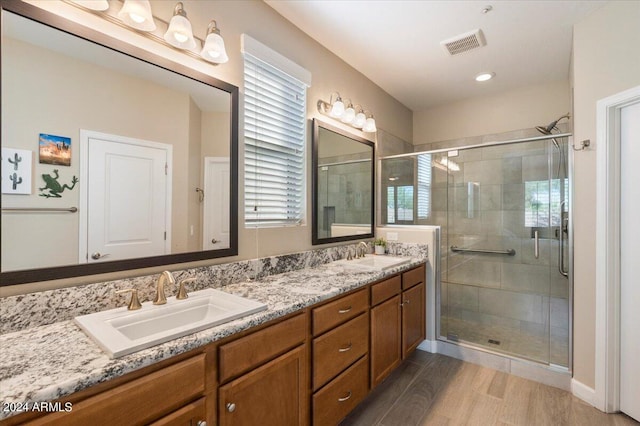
left=0, top=0, right=239, bottom=286
left=311, top=118, right=375, bottom=245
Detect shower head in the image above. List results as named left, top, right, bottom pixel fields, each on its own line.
left=536, top=113, right=571, bottom=135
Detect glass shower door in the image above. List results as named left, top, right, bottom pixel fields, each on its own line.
left=440, top=138, right=570, bottom=367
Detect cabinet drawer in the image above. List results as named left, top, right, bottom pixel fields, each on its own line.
left=402, top=264, right=425, bottom=290
left=371, top=275, right=401, bottom=306
left=313, top=289, right=368, bottom=336
left=219, top=313, right=306, bottom=383
left=313, top=313, right=368, bottom=390
left=27, top=354, right=205, bottom=426
left=313, top=355, right=369, bottom=426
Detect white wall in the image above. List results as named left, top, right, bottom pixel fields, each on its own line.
left=572, top=0, right=640, bottom=390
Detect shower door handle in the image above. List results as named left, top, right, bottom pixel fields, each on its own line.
left=533, top=231, right=539, bottom=259
left=559, top=213, right=569, bottom=277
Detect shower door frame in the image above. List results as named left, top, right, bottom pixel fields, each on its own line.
left=380, top=132, right=574, bottom=372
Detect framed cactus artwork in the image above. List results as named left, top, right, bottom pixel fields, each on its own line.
left=1, top=148, right=33, bottom=194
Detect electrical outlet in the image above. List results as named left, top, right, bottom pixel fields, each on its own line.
left=387, top=232, right=398, bottom=241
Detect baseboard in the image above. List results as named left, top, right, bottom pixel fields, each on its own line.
left=571, top=379, right=597, bottom=406
left=417, top=339, right=437, bottom=353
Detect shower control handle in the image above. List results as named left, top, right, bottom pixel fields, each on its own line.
left=533, top=231, right=539, bottom=259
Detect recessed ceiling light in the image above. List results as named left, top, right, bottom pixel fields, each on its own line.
left=475, top=72, right=495, bottom=82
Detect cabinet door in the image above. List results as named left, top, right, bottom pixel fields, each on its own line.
left=370, top=294, right=401, bottom=388
left=402, top=282, right=425, bottom=358
left=218, top=345, right=308, bottom=426
left=148, top=397, right=206, bottom=426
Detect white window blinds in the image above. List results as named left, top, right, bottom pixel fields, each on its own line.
left=417, top=154, right=432, bottom=219
left=242, top=36, right=309, bottom=226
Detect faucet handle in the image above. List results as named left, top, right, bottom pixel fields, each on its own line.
left=116, top=288, right=142, bottom=310
left=177, top=278, right=197, bottom=300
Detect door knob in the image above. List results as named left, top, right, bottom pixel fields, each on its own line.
left=91, top=252, right=110, bottom=260
left=226, top=402, right=236, bottom=413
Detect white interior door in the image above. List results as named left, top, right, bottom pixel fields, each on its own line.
left=202, top=157, right=230, bottom=250
left=81, top=131, right=171, bottom=263
left=620, top=101, right=640, bottom=421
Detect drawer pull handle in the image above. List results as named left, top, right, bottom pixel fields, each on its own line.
left=338, top=342, right=352, bottom=353
left=338, top=391, right=352, bottom=402
left=338, top=306, right=352, bottom=314
left=226, top=402, right=236, bottom=413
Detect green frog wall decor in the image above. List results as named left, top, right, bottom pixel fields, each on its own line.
left=39, top=169, right=78, bottom=198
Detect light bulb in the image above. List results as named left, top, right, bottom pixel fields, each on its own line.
left=353, top=112, right=366, bottom=128
left=117, top=0, right=155, bottom=32
left=200, top=21, right=229, bottom=64
left=363, top=117, right=377, bottom=132
left=164, top=3, right=196, bottom=50
left=330, top=100, right=345, bottom=118
left=341, top=106, right=356, bottom=124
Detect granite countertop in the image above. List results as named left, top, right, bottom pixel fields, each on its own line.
left=0, top=257, right=425, bottom=419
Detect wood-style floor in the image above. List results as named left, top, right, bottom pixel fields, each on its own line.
left=341, top=351, right=638, bottom=426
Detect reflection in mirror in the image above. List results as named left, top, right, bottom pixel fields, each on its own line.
left=312, top=119, right=374, bottom=245
left=0, top=2, right=238, bottom=285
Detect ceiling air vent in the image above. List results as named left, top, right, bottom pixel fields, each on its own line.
left=441, top=29, right=486, bottom=56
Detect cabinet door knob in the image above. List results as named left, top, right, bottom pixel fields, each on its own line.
left=211, top=238, right=218, bottom=244
left=338, top=391, right=352, bottom=402
left=338, top=306, right=352, bottom=314
left=226, top=402, right=236, bottom=413
left=196, top=421, right=207, bottom=426
left=338, top=342, right=352, bottom=353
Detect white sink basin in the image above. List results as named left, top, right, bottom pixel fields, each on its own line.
left=74, top=288, right=267, bottom=359
left=334, top=255, right=411, bottom=271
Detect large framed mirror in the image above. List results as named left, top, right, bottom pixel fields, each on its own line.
left=0, top=1, right=239, bottom=286
left=312, top=119, right=374, bottom=245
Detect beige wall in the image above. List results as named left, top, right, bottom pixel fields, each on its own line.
left=572, top=0, right=640, bottom=389
left=1, top=1, right=412, bottom=295
left=413, top=80, right=570, bottom=145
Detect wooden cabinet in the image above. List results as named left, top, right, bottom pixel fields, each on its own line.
left=371, top=265, right=426, bottom=388
left=9, top=262, right=427, bottom=426
left=311, top=289, right=370, bottom=425
left=401, top=264, right=426, bottom=358
left=24, top=354, right=207, bottom=426
left=312, top=355, right=369, bottom=426
left=218, top=346, right=307, bottom=426
left=148, top=397, right=206, bottom=426
left=218, top=313, right=309, bottom=426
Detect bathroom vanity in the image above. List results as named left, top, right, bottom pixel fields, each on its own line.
left=0, top=262, right=426, bottom=425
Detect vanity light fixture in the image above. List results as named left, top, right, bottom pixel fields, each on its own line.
left=164, top=2, right=196, bottom=50
left=117, top=0, right=156, bottom=32
left=65, top=0, right=229, bottom=66
left=70, top=0, right=110, bottom=11
left=317, top=95, right=377, bottom=133
left=200, top=20, right=229, bottom=64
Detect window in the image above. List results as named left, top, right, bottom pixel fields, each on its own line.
left=242, top=35, right=311, bottom=226
left=387, top=185, right=414, bottom=223
left=416, top=154, right=432, bottom=219
left=525, top=178, right=568, bottom=227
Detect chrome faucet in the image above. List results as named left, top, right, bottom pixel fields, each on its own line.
left=153, top=271, right=175, bottom=305
left=357, top=241, right=369, bottom=258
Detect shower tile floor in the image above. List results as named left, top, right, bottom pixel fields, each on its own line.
left=441, top=315, right=569, bottom=367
